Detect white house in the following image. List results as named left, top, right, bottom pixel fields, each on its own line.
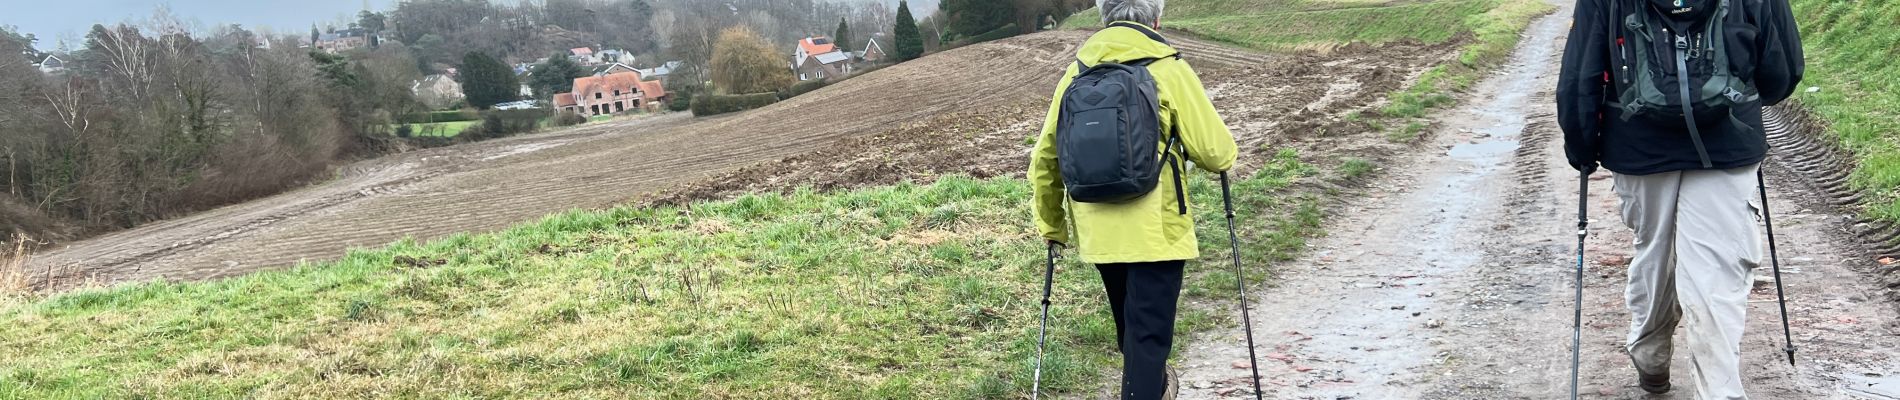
left=634, top=61, right=683, bottom=81
left=412, top=74, right=465, bottom=110
left=37, top=55, right=65, bottom=74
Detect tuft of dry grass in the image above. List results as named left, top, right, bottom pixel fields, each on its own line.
left=2, top=234, right=32, bottom=296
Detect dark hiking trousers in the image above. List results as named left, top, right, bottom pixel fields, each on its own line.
left=1097, top=260, right=1186, bottom=400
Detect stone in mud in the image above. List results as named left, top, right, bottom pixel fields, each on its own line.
left=1597, top=254, right=1630, bottom=267
left=1231, top=360, right=1253, bottom=369
left=1425, top=319, right=1444, bottom=328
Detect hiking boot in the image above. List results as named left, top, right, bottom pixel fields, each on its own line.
left=1163, top=366, right=1179, bottom=400
left=1638, top=371, right=1671, bottom=394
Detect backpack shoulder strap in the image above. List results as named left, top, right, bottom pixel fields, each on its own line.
left=1706, top=0, right=1733, bottom=79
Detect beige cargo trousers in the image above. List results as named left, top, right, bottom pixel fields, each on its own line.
left=1612, top=163, right=1764, bottom=400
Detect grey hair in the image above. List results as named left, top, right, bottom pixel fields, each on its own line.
left=1098, top=0, right=1165, bottom=26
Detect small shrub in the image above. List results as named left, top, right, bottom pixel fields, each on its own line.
left=552, top=112, right=589, bottom=127
left=691, top=93, right=781, bottom=117
left=459, top=109, right=545, bottom=141
left=395, top=124, right=414, bottom=138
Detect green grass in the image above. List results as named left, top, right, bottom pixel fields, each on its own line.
left=393, top=120, right=480, bottom=137
left=1387, top=121, right=1430, bottom=142
left=1340, top=157, right=1376, bottom=180
left=0, top=149, right=1321, bottom=398
left=1786, top=0, right=1900, bottom=224
left=1064, top=0, right=1524, bottom=52
left=1375, top=0, right=1553, bottom=140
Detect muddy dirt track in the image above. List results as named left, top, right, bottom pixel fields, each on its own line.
left=1173, top=0, right=1900, bottom=398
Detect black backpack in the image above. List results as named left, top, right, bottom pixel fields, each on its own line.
left=1055, top=40, right=1186, bottom=213
left=1607, top=0, right=1759, bottom=168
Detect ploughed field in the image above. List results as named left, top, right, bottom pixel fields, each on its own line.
left=22, top=31, right=1090, bottom=290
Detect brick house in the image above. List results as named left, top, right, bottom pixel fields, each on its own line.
left=857, top=36, right=888, bottom=64
left=316, top=28, right=373, bottom=53
left=553, top=70, right=668, bottom=116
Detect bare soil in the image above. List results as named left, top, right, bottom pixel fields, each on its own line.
left=1173, top=1, right=1900, bottom=398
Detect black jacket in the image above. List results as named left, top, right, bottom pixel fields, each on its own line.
left=1557, top=0, right=1803, bottom=175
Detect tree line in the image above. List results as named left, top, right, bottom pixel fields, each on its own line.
left=1, top=22, right=372, bottom=238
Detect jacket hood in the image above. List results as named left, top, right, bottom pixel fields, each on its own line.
left=1076, top=22, right=1179, bottom=66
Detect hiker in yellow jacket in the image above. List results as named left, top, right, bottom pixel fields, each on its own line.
left=1028, top=0, right=1238, bottom=397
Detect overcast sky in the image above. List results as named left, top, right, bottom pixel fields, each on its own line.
left=3, top=0, right=934, bottom=51
left=3, top=0, right=398, bottom=50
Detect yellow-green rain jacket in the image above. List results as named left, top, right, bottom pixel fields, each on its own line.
left=1029, top=22, right=1239, bottom=264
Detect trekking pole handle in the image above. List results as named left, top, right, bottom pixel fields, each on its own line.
left=1577, top=171, right=1590, bottom=236
left=1220, top=171, right=1235, bottom=219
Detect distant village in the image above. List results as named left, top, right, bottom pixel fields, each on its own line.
left=269, top=26, right=889, bottom=117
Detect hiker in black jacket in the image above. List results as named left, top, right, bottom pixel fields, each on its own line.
left=1557, top=0, right=1801, bottom=398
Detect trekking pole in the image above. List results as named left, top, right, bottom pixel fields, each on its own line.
left=1219, top=172, right=1266, bottom=400
left=1571, top=171, right=1588, bottom=400
left=1756, top=169, right=1797, bottom=367
left=1032, top=241, right=1058, bottom=399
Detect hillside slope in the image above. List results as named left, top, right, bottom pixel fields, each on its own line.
left=1782, top=1, right=1900, bottom=221
left=22, top=31, right=1087, bottom=290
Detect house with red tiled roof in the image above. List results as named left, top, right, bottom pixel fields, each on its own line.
left=792, top=36, right=853, bottom=81
left=569, top=47, right=597, bottom=64
left=552, top=70, right=668, bottom=116
left=796, top=37, right=836, bottom=61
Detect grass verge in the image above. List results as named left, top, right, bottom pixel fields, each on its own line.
left=1784, top=1, right=1900, bottom=223
left=1064, top=0, right=1514, bottom=52
left=1374, top=0, right=1553, bottom=141
left=0, top=150, right=1319, bottom=399
left=392, top=120, right=480, bottom=138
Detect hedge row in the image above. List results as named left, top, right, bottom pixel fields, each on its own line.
left=690, top=93, right=781, bottom=117
left=459, top=109, right=550, bottom=141
left=396, top=110, right=479, bottom=124
left=777, top=79, right=831, bottom=99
